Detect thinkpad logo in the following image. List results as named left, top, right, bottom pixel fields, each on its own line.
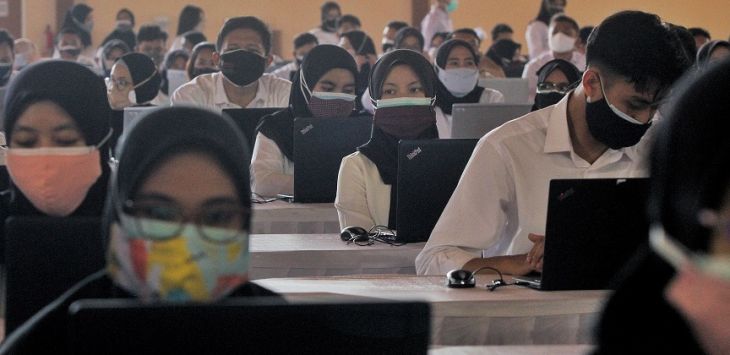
left=406, top=147, right=422, bottom=160
left=300, top=124, right=314, bottom=135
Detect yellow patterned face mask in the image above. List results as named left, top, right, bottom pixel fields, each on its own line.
left=107, top=215, right=249, bottom=302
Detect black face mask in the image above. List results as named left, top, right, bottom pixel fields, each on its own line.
left=382, top=43, right=394, bottom=53
left=585, top=96, right=652, bottom=149
left=534, top=92, right=565, bottom=109
left=323, top=19, right=337, bottom=32
left=220, top=49, right=266, bottom=87
left=191, top=67, right=218, bottom=79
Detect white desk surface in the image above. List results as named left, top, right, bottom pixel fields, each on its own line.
left=430, top=345, right=593, bottom=355
left=250, top=201, right=340, bottom=234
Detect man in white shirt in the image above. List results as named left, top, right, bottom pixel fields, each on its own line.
left=416, top=11, right=691, bottom=276
left=0, top=29, right=18, bottom=89
left=172, top=16, right=291, bottom=112
left=523, top=14, right=585, bottom=102
left=271, top=33, right=318, bottom=81
left=309, top=2, right=341, bottom=46
left=420, top=0, right=454, bottom=51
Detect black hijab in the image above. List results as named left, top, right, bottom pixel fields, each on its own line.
left=358, top=49, right=438, bottom=228
left=256, top=45, right=358, bottom=161
left=486, top=39, right=524, bottom=77
left=108, top=107, right=252, bottom=236
left=341, top=31, right=376, bottom=96
left=531, top=58, right=581, bottom=110
left=117, top=53, right=161, bottom=105
left=434, top=39, right=485, bottom=115
left=696, top=40, right=730, bottom=70
left=2, top=60, right=111, bottom=216
left=394, top=27, right=425, bottom=51
left=62, top=4, right=93, bottom=48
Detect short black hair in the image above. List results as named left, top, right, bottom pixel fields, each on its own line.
left=321, top=1, right=341, bottom=13
left=117, top=8, right=135, bottom=27
left=182, top=31, right=207, bottom=48
left=550, top=14, right=579, bottom=33
left=578, top=26, right=594, bottom=43
left=293, top=32, right=318, bottom=49
left=216, top=16, right=271, bottom=55
left=56, top=27, right=81, bottom=45
left=448, top=28, right=480, bottom=45
left=586, top=11, right=690, bottom=94
left=137, top=24, right=168, bottom=43
left=386, top=21, right=409, bottom=32
left=394, top=27, right=424, bottom=51
left=491, top=24, right=513, bottom=41
left=337, top=14, right=361, bottom=29
left=688, top=27, right=711, bottom=39
left=668, top=24, right=697, bottom=65
left=0, top=29, right=14, bottom=51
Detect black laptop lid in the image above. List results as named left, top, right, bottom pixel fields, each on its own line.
left=540, top=178, right=650, bottom=291
left=68, top=298, right=429, bottom=355
left=222, top=108, right=284, bottom=152
left=395, top=139, right=478, bottom=243
left=292, top=116, right=373, bottom=203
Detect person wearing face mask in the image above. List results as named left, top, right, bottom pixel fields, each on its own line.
left=252, top=45, right=358, bottom=197
left=416, top=11, right=690, bottom=277
left=0, top=29, right=18, bottom=88
left=272, top=33, right=319, bottom=81
left=309, top=1, right=342, bottom=46
left=420, top=0, right=456, bottom=52
left=522, top=14, right=585, bottom=102
left=54, top=28, right=96, bottom=70
left=186, top=42, right=218, bottom=80
left=382, top=21, right=409, bottom=54
left=172, top=16, right=291, bottom=113
left=434, top=39, right=504, bottom=138
left=156, top=49, right=190, bottom=106
left=335, top=49, right=438, bottom=230
left=0, top=107, right=281, bottom=354
left=101, top=8, right=137, bottom=52
left=594, top=57, right=730, bottom=355
left=170, top=5, right=205, bottom=52
left=531, top=58, right=580, bottom=111
left=336, top=14, right=361, bottom=37
left=12, top=38, right=41, bottom=72
left=525, top=0, right=566, bottom=59
left=484, top=38, right=526, bottom=78
left=135, top=24, right=168, bottom=69
left=106, top=53, right=162, bottom=111
left=98, top=39, right=131, bottom=79
left=60, top=3, right=95, bottom=60
left=339, top=30, right=377, bottom=98
left=394, top=27, right=426, bottom=54
left=0, top=61, right=112, bottom=259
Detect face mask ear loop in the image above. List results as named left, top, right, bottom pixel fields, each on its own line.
left=95, top=129, right=114, bottom=150
left=299, top=68, right=313, bottom=105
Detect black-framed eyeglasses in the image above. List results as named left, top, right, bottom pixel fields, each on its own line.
left=121, top=199, right=249, bottom=244
left=537, top=82, right=572, bottom=94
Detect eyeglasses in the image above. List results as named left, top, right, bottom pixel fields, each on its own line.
left=105, top=77, right=132, bottom=91
left=536, top=82, right=572, bottom=94
left=121, top=199, right=249, bottom=243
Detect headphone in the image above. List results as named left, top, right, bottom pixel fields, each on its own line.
left=445, top=266, right=509, bottom=291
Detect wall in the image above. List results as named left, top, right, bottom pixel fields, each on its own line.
left=23, top=0, right=57, bottom=57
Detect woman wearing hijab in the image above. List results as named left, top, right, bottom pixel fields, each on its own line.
left=485, top=39, right=526, bottom=78
left=186, top=42, right=218, bottom=80
left=0, top=107, right=281, bottom=353
left=434, top=39, right=504, bottom=138
left=157, top=49, right=190, bottom=105
left=252, top=45, right=358, bottom=197
left=594, top=58, right=730, bottom=355
left=696, top=40, right=730, bottom=70
left=339, top=30, right=378, bottom=97
left=531, top=58, right=580, bottom=111
left=335, top=49, right=438, bottom=230
left=61, top=3, right=95, bottom=59
left=0, top=61, right=111, bottom=257
left=106, top=52, right=162, bottom=110
left=394, top=27, right=425, bottom=53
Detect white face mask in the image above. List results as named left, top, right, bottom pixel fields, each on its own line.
left=650, top=226, right=730, bottom=280
left=375, top=97, right=434, bottom=109
left=549, top=32, right=576, bottom=53
left=437, top=67, right=479, bottom=97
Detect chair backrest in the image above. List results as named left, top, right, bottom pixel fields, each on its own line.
left=4, top=216, right=105, bottom=333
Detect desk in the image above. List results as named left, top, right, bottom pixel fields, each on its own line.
left=255, top=275, right=608, bottom=346
left=430, top=345, right=593, bottom=355
left=249, top=234, right=424, bottom=279
left=251, top=201, right=340, bottom=234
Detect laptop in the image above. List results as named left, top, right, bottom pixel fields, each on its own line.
left=513, top=178, right=650, bottom=291
left=450, top=103, right=532, bottom=139
left=222, top=108, right=284, bottom=152
left=123, top=106, right=158, bottom=132
left=395, top=139, right=478, bottom=243
left=292, top=116, right=372, bottom=203
left=479, top=78, right=530, bottom=104
left=68, top=298, right=430, bottom=355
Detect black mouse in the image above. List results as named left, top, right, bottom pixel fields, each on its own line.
left=445, top=269, right=476, bottom=288
left=340, top=226, right=369, bottom=242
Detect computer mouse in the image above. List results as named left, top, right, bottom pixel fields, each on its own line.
left=340, top=226, right=369, bottom=242
left=445, top=269, right=476, bottom=288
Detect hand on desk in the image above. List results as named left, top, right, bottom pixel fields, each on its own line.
left=526, top=233, right=545, bottom=272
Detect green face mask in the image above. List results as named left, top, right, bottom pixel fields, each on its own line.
left=650, top=226, right=730, bottom=280
left=446, top=0, right=459, bottom=13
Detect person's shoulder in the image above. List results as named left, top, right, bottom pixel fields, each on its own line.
left=176, top=73, right=216, bottom=93
left=341, top=151, right=373, bottom=168
left=479, top=88, right=505, bottom=103
left=261, top=73, right=292, bottom=88
left=484, top=107, right=550, bottom=143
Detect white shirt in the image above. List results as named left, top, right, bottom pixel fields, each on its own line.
left=436, top=88, right=506, bottom=138
left=309, top=28, right=340, bottom=46
left=171, top=72, right=291, bottom=113
left=525, top=21, right=549, bottom=60
left=271, top=61, right=298, bottom=81
left=335, top=151, right=391, bottom=229
left=522, top=51, right=586, bottom=102
left=415, top=93, right=653, bottom=276
left=250, top=132, right=295, bottom=197
left=420, top=5, right=453, bottom=51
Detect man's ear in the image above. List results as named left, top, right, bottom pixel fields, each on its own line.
left=582, top=69, right=601, bottom=103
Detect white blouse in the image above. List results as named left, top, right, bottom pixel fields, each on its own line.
left=250, top=133, right=295, bottom=197
left=525, top=21, right=549, bottom=60
left=335, top=151, right=391, bottom=230
left=435, top=88, right=506, bottom=138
